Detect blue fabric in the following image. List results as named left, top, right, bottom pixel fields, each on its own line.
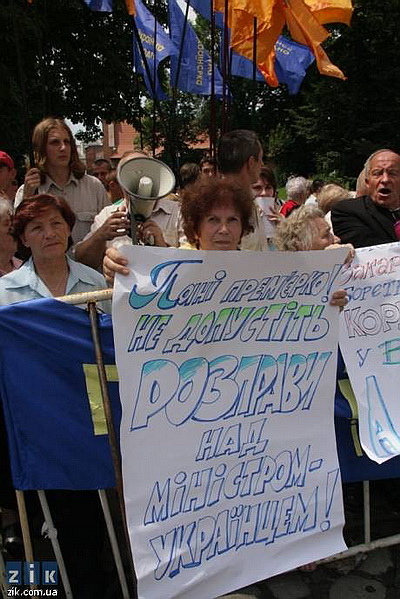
left=84, top=0, right=113, bottom=11
left=230, top=35, right=315, bottom=95
left=187, top=0, right=224, bottom=29
left=133, top=0, right=179, bottom=99
left=274, top=37, right=315, bottom=95
left=169, top=0, right=225, bottom=97
left=1, top=300, right=400, bottom=491
left=0, top=298, right=119, bottom=490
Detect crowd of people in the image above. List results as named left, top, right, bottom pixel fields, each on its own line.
left=1, top=118, right=400, bottom=598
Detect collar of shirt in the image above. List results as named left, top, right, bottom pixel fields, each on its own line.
left=122, top=197, right=174, bottom=216
left=42, top=172, right=78, bottom=193
left=151, top=198, right=174, bottom=216
left=2, top=256, right=96, bottom=295
left=66, top=256, right=98, bottom=292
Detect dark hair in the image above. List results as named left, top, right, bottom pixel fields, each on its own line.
left=181, top=177, right=254, bottom=246
left=259, top=165, right=277, bottom=193
left=199, top=155, right=218, bottom=168
left=93, top=158, right=112, bottom=169
left=179, top=163, right=200, bottom=188
left=105, top=168, right=118, bottom=184
left=217, top=129, right=261, bottom=175
left=13, top=194, right=76, bottom=253
left=32, top=117, right=86, bottom=182
left=311, top=179, right=325, bottom=195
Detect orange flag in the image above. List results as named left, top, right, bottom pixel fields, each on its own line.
left=125, top=0, right=135, bottom=15
left=284, top=0, right=346, bottom=79
left=229, top=0, right=276, bottom=23
left=215, top=0, right=350, bottom=84
left=304, top=0, right=353, bottom=26
left=229, top=0, right=284, bottom=86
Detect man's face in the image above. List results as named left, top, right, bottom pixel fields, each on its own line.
left=93, top=162, right=111, bottom=187
left=0, top=164, right=16, bottom=196
left=366, top=151, right=400, bottom=210
left=247, top=146, right=263, bottom=185
left=0, top=213, right=16, bottom=255
left=201, top=162, right=216, bottom=177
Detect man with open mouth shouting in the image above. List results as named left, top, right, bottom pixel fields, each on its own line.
left=331, top=149, right=400, bottom=248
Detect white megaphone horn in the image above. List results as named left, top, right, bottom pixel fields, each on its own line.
left=117, top=154, right=176, bottom=244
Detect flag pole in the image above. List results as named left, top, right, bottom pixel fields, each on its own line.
left=131, top=16, right=171, bottom=155
left=169, top=0, right=192, bottom=180
left=151, top=0, right=158, bottom=157
left=209, top=0, right=217, bottom=156
left=221, top=0, right=230, bottom=134
left=252, top=17, right=257, bottom=130
left=173, top=0, right=191, bottom=90
left=87, top=301, right=138, bottom=599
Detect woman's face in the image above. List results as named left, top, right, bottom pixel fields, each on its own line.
left=197, top=203, right=243, bottom=251
left=0, top=213, right=17, bottom=256
left=252, top=177, right=276, bottom=198
left=45, top=127, right=71, bottom=169
left=311, top=217, right=340, bottom=250
left=21, top=206, right=70, bottom=262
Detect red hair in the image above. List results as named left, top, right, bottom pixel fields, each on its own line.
left=13, top=194, right=76, bottom=252
left=181, top=177, right=254, bottom=245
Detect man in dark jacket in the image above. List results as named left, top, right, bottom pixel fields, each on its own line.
left=331, top=149, right=400, bottom=248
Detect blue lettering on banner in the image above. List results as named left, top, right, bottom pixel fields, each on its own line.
left=128, top=262, right=344, bottom=311
left=129, top=351, right=331, bottom=430
left=146, top=471, right=339, bottom=580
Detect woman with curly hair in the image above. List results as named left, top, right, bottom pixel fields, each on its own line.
left=180, top=177, right=254, bottom=250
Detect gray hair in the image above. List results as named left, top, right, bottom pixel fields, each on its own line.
left=285, top=176, right=308, bottom=203
left=355, top=168, right=368, bottom=197
left=317, top=184, right=350, bottom=214
left=364, top=149, right=399, bottom=177
left=274, top=205, right=325, bottom=251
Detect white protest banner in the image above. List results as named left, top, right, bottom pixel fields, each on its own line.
left=339, top=242, right=400, bottom=464
left=113, top=246, right=347, bottom=599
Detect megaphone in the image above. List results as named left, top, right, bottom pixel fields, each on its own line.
left=117, top=155, right=176, bottom=244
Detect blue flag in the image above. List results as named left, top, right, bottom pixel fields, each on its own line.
left=84, top=0, right=113, bottom=11
left=133, top=0, right=178, bottom=99
left=187, top=0, right=210, bottom=21
left=0, top=299, right=120, bottom=490
left=230, top=36, right=315, bottom=95
left=169, top=0, right=225, bottom=97
left=229, top=51, right=265, bottom=83
left=188, top=0, right=224, bottom=28
left=274, top=37, right=315, bottom=94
